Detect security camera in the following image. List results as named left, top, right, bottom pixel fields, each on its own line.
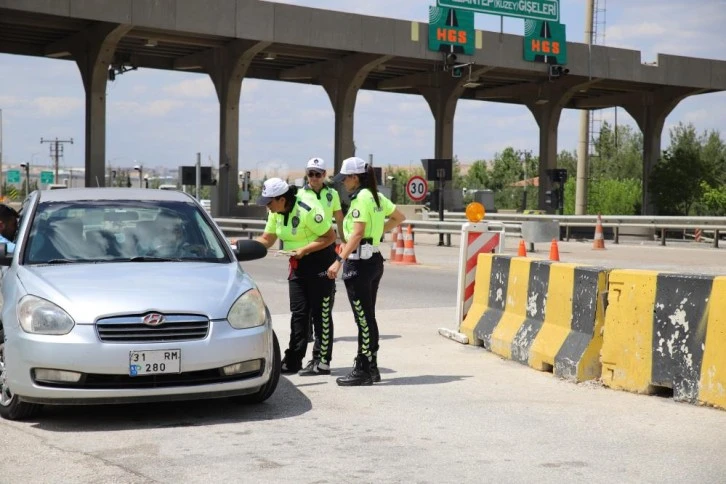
left=549, top=65, right=570, bottom=79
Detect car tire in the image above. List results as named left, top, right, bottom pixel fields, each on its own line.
left=0, top=329, right=42, bottom=421
left=233, top=331, right=281, bottom=404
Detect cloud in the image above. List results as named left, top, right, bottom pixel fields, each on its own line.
left=163, top=78, right=216, bottom=98
left=30, top=97, right=84, bottom=117
left=112, top=99, right=184, bottom=117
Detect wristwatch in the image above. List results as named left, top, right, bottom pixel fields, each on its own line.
left=335, top=254, right=344, bottom=262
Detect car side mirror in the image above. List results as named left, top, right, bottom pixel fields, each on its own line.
left=234, top=239, right=267, bottom=262
left=0, top=243, right=11, bottom=266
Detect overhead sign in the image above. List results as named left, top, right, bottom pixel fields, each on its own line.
left=428, top=6, right=475, bottom=55
left=523, top=19, right=567, bottom=64
left=436, top=0, right=560, bottom=22
left=406, top=176, right=428, bottom=202
left=6, top=169, right=20, bottom=184
left=40, top=171, right=54, bottom=184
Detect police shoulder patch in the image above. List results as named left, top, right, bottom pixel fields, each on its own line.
left=314, top=213, right=324, bottom=223
left=297, top=200, right=311, bottom=211
left=352, top=209, right=360, bottom=218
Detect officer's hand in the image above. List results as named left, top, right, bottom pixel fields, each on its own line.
left=327, top=260, right=341, bottom=279
left=293, top=248, right=307, bottom=259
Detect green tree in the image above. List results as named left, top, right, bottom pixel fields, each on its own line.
left=563, top=178, right=641, bottom=215
left=650, top=146, right=706, bottom=215
left=557, top=150, right=577, bottom=177
left=698, top=182, right=726, bottom=216
left=463, top=160, right=490, bottom=189
left=591, top=121, right=643, bottom=181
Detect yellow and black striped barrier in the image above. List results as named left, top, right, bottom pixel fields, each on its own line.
left=459, top=254, right=608, bottom=382
left=601, top=270, right=726, bottom=410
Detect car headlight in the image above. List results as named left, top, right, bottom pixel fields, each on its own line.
left=18, top=295, right=75, bottom=335
left=227, top=289, right=266, bottom=329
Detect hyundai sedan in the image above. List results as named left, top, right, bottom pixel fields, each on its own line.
left=0, top=188, right=280, bottom=420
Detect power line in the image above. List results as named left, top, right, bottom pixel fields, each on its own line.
left=40, top=137, right=74, bottom=183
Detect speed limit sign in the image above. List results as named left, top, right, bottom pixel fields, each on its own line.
left=405, top=175, right=428, bottom=202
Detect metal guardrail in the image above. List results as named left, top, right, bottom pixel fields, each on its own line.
left=424, top=212, right=726, bottom=248
left=215, top=213, right=726, bottom=249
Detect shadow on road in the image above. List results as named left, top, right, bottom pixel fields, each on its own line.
left=334, top=334, right=401, bottom=343
left=29, top=377, right=310, bottom=432
left=377, top=375, right=471, bottom=386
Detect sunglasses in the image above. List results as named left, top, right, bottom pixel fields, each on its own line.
left=307, top=171, right=324, bottom=178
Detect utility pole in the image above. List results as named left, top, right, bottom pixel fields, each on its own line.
left=575, top=0, right=595, bottom=215
left=41, top=137, right=74, bottom=184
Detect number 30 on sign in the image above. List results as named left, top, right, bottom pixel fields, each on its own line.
left=406, top=176, right=428, bottom=203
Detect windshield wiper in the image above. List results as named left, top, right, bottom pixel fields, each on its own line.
left=128, top=256, right=183, bottom=262
left=45, top=259, right=77, bottom=265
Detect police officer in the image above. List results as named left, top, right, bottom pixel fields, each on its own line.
left=256, top=178, right=337, bottom=375
left=300, top=157, right=345, bottom=351
left=327, top=157, right=405, bottom=386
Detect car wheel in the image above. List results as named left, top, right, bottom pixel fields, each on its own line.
left=0, top=330, right=42, bottom=421
left=233, top=331, right=281, bottom=404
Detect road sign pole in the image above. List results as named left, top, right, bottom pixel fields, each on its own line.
left=438, top=169, right=446, bottom=247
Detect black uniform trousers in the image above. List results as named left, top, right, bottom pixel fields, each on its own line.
left=284, top=246, right=336, bottom=367
left=342, top=252, right=384, bottom=359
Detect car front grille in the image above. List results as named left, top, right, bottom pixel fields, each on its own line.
left=96, top=314, right=210, bottom=343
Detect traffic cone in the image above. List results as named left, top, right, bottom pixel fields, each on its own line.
left=549, top=238, right=560, bottom=261
left=390, top=226, right=399, bottom=260
left=517, top=239, right=527, bottom=257
left=399, top=225, right=419, bottom=264
left=593, top=214, right=606, bottom=250
left=393, top=225, right=405, bottom=262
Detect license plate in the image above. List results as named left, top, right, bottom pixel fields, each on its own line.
left=129, top=349, right=181, bottom=376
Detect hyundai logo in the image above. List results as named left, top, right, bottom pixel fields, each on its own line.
left=142, top=313, right=165, bottom=327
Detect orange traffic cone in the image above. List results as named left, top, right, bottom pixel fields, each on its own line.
left=393, top=225, right=405, bottom=262
left=399, top=225, right=419, bottom=264
left=517, top=239, right=527, bottom=257
left=593, top=214, right=606, bottom=250
left=390, top=226, right=399, bottom=260
left=549, top=238, right=560, bottom=261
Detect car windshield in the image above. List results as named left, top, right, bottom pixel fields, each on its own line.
left=22, top=200, right=230, bottom=265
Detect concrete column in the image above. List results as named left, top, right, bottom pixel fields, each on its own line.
left=206, top=40, right=269, bottom=217
left=419, top=68, right=493, bottom=160
left=321, top=55, right=391, bottom=173
left=420, top=81, right=459, bottom=160
left=69, top=23, right=131, bottom=187
left=525, top=78, right=597, bottom=211
left=528, top=102, right=563, bottom=211
left=622, top=87, right=702, bottom=215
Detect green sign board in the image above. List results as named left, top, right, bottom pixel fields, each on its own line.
left=429, top=6, right=475, bottom=55
left=6, top=169, right=20, bottom=184
left=40, top=171, right=54, bottom=184
left=437, top=0, right=559, bottom=22
left=523, top=19, right=567, bottom=65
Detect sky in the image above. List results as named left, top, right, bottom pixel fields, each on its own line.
left=1, top=0, right=725, bottom=177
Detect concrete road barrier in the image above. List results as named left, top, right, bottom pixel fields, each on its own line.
left=459, top=254, right=608, bottom=382
left=601, top=270, right=726, bottom=409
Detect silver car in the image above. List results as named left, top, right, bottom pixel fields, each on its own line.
left=0, top=188, right=280, bottom=420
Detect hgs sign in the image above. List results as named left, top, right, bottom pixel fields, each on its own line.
left=428, top=6, right=475, bottom=55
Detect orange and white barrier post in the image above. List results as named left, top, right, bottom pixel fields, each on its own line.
left=442, top=221, right=504, bottom=342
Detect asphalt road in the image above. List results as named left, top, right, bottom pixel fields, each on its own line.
left=2, top=242, right=726, bottom=483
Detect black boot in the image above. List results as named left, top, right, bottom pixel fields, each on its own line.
left=370, top=354, right=381, bottom=383
left=336, top=355, right=373, bottom=386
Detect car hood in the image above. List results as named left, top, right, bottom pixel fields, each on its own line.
left=17, top=262, right=259, bottom=323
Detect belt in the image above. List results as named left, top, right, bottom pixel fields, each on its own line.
left=347, top=246, right=380, bottom=260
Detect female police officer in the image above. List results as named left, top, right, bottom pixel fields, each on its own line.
left=256, top=177, right=337, bottom=375
left=300, top=157, right=345, bottom=355
left=327, top=157, right=405, bottom=386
